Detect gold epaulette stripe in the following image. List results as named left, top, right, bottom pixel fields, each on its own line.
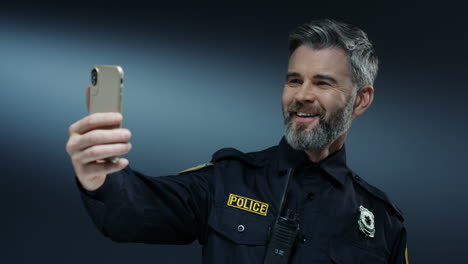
left=178, top=162, right=213, bottom=174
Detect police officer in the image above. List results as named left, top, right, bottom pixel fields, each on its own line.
left=66, top=19, right=408, bottom=263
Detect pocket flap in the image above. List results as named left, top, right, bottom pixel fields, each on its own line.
left=329, top=237, right=388, bottom=264
left=208, top=206, right=271, bottom=245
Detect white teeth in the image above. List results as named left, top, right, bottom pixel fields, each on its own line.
left=297, top=112, right=316, bottom=117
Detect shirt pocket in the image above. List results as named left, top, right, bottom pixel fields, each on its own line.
left=329, top=236, right=389, bottom=264
left=208, top=205, right=271, bottom=245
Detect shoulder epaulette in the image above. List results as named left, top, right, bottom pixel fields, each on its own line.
left=178, top=162, right=214, bottom=174
left=211, top=148, right=263, bottom=167
left=350, top=171, right=404, bottom=222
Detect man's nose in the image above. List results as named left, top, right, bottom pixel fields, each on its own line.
left=294, top=82, right=317, bottom=103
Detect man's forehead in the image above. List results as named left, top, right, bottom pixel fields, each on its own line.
left=287, top=46, right=351, bottom=80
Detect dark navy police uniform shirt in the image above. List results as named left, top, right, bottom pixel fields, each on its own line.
left=78, top=137, right=407, bottom=263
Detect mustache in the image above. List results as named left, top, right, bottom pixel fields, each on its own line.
left=285, top=102, right=325, bottom=118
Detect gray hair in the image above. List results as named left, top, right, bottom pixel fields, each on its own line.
left=289, top=19, right=378, bottom=92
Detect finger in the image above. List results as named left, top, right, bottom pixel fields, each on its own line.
left=86, top=86, right=90, bottom=112
left=78, top=142, right=132, bottom=164
left=74, top=128, right=131, bottom=151
left=82, top=158, right=129, bottom=178
left=69, top=112, right=122, bottom=135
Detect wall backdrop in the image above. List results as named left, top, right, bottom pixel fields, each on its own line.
left=1, top=5, right=467, bottom=263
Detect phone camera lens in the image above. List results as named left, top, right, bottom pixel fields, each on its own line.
left=91, top=69, right=98, bottom=86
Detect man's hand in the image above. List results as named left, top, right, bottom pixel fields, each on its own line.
left=66, top=87, right=132, bottom=191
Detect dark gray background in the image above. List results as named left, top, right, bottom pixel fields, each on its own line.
left=1, top=4, right=467, bottom=263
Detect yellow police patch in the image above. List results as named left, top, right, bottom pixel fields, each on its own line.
left=227, top=193, right=269, bottom=216
left=178, top=162, right=213, bottom=174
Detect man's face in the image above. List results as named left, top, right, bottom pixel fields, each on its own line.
left=282, top=45, right=356, bottom=151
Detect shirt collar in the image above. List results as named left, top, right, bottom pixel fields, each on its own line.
left=276, top=137, right=350, bottom=186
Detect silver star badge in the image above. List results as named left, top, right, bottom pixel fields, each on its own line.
left=358, top=205, right=375, bottom=239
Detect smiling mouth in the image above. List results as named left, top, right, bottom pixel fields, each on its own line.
left=293, top=112, right=320, bottom=123
left=295, top=112, right=319, bottom=118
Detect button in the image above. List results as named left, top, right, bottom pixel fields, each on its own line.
left=301, top=235, right=307, bottom=243
left=354, top=175, right=360, bottom=180
left=308, top=162, right=319, bottom=168
left=237, top=225, right=245, bottom=233
left=307, top=193, right=315, bottom=200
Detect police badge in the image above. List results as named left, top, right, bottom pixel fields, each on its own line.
left=358, top=205, right=375, bottom=238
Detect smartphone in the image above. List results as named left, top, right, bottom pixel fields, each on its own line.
left=89, top=65, right=124, bottom=163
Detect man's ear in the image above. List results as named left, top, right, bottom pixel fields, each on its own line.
left=353, top=85, right=374, bottom=117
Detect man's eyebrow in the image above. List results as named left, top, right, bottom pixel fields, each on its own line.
left=313, top=74, right=338, bottom=85
left=286, top=72, right=301, bottom=80
left=286, top=72, right=338, bottom=85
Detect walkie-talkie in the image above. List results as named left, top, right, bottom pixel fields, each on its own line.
left=264, top=169, right=300, bottom=264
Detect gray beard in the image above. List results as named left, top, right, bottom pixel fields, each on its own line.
left=283, top=93, right=356, bottom=151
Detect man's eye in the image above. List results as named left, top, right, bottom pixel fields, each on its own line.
left=317, top=81, right=330, bottom=86
left=288, top=79, right=301, bottom=84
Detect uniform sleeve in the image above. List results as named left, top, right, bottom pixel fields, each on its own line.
left=388, top=226, right=408, bottom=264
left=76, top=165, right=213, bottom=245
